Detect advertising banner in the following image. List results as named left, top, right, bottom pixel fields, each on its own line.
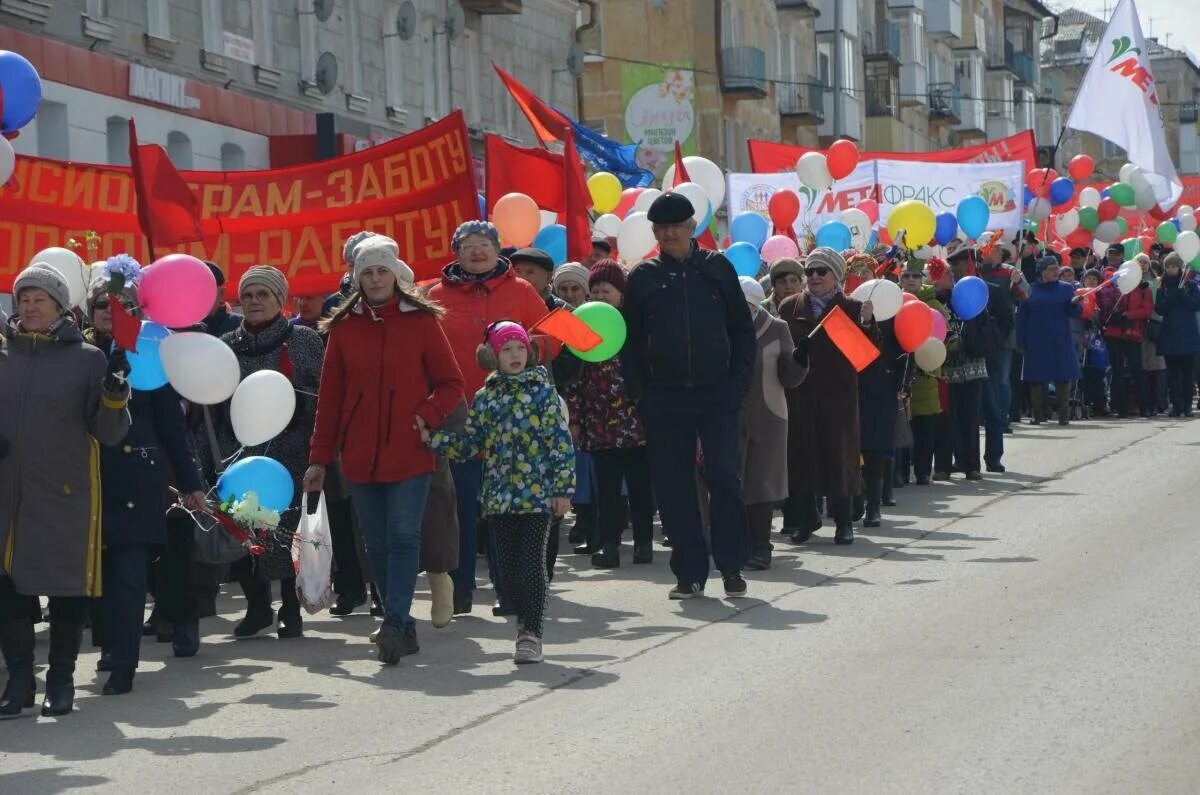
left=620, top=62, right=696, bottom=180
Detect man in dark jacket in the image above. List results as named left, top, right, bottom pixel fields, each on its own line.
left=201, top=261, right=243, bottom=337
left=622, top=193, right=756, bottom=600
left=977, top=243, right=1028, bottom=473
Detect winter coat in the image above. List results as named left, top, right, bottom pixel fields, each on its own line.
left=202, top=304, right=243, bottom=337
left=780, top=291, right=874, bottom=498
left=979, top=265, right=1030, bottom=350
left=309, top=297, right=465, bottom=484
left=909, top=286, right=948, bottom=418
left=1153, top=274, right=1200, bottom=356
left=565, top=358, right=645, bottom=452
left=1017, top=280, right=1082, bottom=383
left=430, top=366, right=575, bottom=516
left=0, top=316, right=130, bottom=597
left=1102, top=282, right=1154, bottom=343
left=742, top=309, right=807, bottom=505
left=427, top=260, right=550, bottom=402
left=86, top=331, right=205, bottom=547
left=858, top=319, right=908, bottom=454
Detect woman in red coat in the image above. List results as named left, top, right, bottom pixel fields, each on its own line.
left=304, top=237, right=464, bottom=665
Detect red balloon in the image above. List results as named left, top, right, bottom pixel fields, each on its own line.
left=1098, top=198, right=1119, bottom=221
left=768, top=189, right=801, bottom=228
left=613, top=188, right=644, bottom=220
left=827, top=139, right=860, bottom=181
left=1065, top=227, right=1093, bottom=249
left=894, top=301, right=935, bottom=353
left=1148, top=204, right=1172, bottom=221
left=1026, top=168, right=1059, bottom=197
left=900, top=292, right=919, bottom=305
left=857, top=198, right=880, bottom=224
left=1067, top=155, right=1094, bottom=182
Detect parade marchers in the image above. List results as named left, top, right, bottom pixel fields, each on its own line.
left=1, top=193, right=1198, bottom=717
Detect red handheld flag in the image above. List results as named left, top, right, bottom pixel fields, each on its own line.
left=530, top=307, right=602, bottom=352
left=109, top=300, right=142, bottom=352
left=128, top=118, right=203, bottom=254
left=817, top=305, right=879, bottom=373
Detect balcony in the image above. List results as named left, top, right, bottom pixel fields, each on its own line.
left=926, top=0, right=962, bottom=39
left=887, top=0, right=924, bottom=10
left=866, top=76, right=898, bottom=119
left=778, top=81, right=825, bottom=123
left=720, top=46, right=768, bottom=98
left=774, top=0, right=819, bottom=15
left=1005, top=41, right=1036, bottom=85
left=864, top=19, right=902, bottom=63
left=459, top=0, right=522, bottom=13
left=900, top=62, right=927, bottom=106
left=818, top=91, right=863, bottom=141
left=928, top=82, right=961, bottom=123
left=954, top=96, right=986, bottom=135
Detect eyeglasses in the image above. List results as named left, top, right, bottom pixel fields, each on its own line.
left=458, top=242, right=494, bottom=253
left=241, top=289, right=276, bottom=303
left=804, top=266, right=830, bottom=277
left=900, top=272, right=923, bottom=279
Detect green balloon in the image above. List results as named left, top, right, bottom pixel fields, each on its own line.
left=1109, top=182, right=1136, bottom=207
left=1114, top=216, right=1129, bottom=237
left=1078, top=206, right=1099, bottom=231
left=1157, top=220, right=1179, bottom=244
left=1122, top=237, right=1140, bottom=260
left=570, top=301, right=627, bottom=363
left=1190, top=254, right=1200, bottom=274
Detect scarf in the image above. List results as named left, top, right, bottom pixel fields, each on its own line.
left=807, top=287, right=837, bottom=318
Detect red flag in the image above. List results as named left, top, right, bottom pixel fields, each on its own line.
left=562, top=130, right=592, bottom=263
left=672, top=140, right=719, bottom=250
left=485, top=134, right=564, bottom=214
left=492, top=65, right=571, bottom=145
left=128, top=118, right=203, bottom=253
left=818, top=305, right=879, bottom=373
left=109, top=300, right=141, bottom=352
left=530, top=307, right=602, bottom=352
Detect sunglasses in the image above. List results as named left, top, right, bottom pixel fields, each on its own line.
left=804, top=266, right=830, bottom=277
left=93, top=299, right=136, bottom=311
left=900, top=272, right=923, bottom=279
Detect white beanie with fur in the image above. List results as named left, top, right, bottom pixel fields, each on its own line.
left=352, top=235, right=415, bottom=288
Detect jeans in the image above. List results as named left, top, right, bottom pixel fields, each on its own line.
left=1165, top=354, right=1196, bottom=414
left=947, top=380, right=984, bottom=474
left=450, top=459, right=483, bottom=596
left=982, top=350, right=1012, bottom=467
left=348, top=475, right=432, bottom=630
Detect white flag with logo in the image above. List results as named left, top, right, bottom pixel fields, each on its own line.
left=1064, top=0, right=1182, bottom=208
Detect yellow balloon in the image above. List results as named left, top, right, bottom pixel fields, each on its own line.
left=886, top=200, right=936, bottom=249
left=587, top=172, right=622, bottom=214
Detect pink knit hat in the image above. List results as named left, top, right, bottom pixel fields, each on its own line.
left=486, top=320, right=530, bottom=355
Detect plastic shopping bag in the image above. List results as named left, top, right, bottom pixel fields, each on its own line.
left=292, top=492, right=335, bottom=614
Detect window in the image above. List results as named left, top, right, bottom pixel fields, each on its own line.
left=36, top=101, right=68, bottom=160
left=220, top=142, right=245, bottom=171
left=818, top=41, right=832, bottom=88
left=252, top=0, right=273, bottom=66
left=146, top=0, right=170, bottom=39
left=106, top=116, right=129, bottom=166
left=345, top=3, right=365, bottom=96
left=383, top=2, right=404, bottom=110
left=166, top=131, right=193, bottom=169
left=840, top=34, right=858, bottom=94
left=200, top=0, right=223, bottom=54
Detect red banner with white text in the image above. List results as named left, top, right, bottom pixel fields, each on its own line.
left=747, top=131, right=1039, bottom=175
left=0, top=112, right=479, bottom=294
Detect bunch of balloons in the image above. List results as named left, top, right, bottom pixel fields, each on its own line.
left=794, top=139, right=860, bottom=191
left=0, top=50, right=42, bottom=185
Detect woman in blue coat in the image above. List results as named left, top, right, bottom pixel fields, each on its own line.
left=83, top=273, right=206, bottom=697
left=1153, top=252, right=1200, bottom=416
left=1017, top=256, right=1082, bottom=425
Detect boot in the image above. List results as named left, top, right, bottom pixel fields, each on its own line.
left=881, top=459, right=897, bottom=507
left=590, top=542, right=620, bottom=569
left=102, top=667, right=135, bottom=696
left=1056, top=381, right=1071, bottom=426
left=863, top=478, right=882, bottom=528
left=0, top=618, right=36, bottom=719
left=172, top=620, right=200, bottom=657
left=1029, top=384, right=1045, bottom=425
left=42, top=617, right=83, bottom=717
left=277, top=579, right=303, bottom=639
left=851, top=494, right=865, bottom=523
left=834, top=523, right=855, bottom=545
left=428, top=572, right=453, bottom=629
left=234, top=575, right=274, bottom=638
left=745, top=543, right=772, bottom=571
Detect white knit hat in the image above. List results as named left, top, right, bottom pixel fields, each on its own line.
left=353, top=235, right=415, bottom=288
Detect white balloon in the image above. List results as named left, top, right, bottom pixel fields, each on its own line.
left=795, top=151, right=833, bottom=191
left=0, top=136, right=14, bottom=185
left=1134, top=184, right=1157, bottom=211
left=538, top=209, right=558, bottom=230
left=914, top=337, right=947, bottom=372
left=669, top=181, right=711, bottom=225
left=850, top=278, right=903, bottom=321
left=1116, top=262, right=1143, bottom=295
left=1175, top=230, right=1200, bottom=262
left=29, top=247, right=89, bottom=308
left=230, top=370, right=296, bottom=447
left=616, top=211, right=656, bottom=263
left=632, top=188, right=662, bottom=214
left=663, top=156, right=725, bottom=210
left=1079, top=187, right=1102, bottom=209
left=1092, top=238, right=1110, bottom=259
left=841, top=208, right=871, bottom=250
left=593, top=213, right=622, bottom=238
left=1178, top=204, right=1195, bottom=217
left=1055, top=208, right=1080, bottom=237
left=1129, top=169, right=1152, bottom=194
left=1093, top=220, right=1121, bottom=244
left=161, top=332, right=241, bottom=405
left=1027, top=197, right=1052, bottom=222
left=1179, top=213, right=1197, bottom=232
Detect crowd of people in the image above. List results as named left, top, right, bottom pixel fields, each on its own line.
left=1, top=190, right=1195, bottom=718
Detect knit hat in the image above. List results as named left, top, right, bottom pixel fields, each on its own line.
left=805, top=247, right=845, bottom=284
left=486, top=320, right=530, bottom=355
left=739, top=275, right=765, bottom=306
left=87, top=274, right=139, bottom=315
left=352, top=235, right=415, bottom=288
left=342, top=230, right=378, bottom=267
left=204, top=260, right=227, bottom=286
left=238, top=265, right=289, bottom=306
left=552, top=262, right=590, bottom=295
left=13, top=263, right=71, bottom=311
left=769, top=257, right=804, bottom=283
left=452, top=220, right=500, bottom=252
left=588, top=259, right=627, bottom=293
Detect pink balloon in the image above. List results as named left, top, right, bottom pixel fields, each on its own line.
left=929, top=305, right=947, bottom=342
left=140, top=254, right=217, bottom=329
left=857, top=199, right=880, bottom=225
left=760, top=234, right=800, bottom=264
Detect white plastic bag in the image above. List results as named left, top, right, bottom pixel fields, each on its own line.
left=292, top=493, right=335, bottom=614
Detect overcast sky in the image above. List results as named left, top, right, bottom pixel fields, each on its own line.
left=1050, top=0, right=1200, bottom=62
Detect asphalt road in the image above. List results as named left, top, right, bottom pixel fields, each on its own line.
left=2, top=415, right=1199, bottom=794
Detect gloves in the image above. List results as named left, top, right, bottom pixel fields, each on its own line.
left=792, top=336, right=811, bottom=368
left=104, top=349, right=131, bottom=393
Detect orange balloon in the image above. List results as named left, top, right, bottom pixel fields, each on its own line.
left=491, top=193, right=541, bottom=248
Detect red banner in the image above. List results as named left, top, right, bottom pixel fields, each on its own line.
left=0, top=112, right=479, bottom=294
left=747, top=131, right=1039, bottom=175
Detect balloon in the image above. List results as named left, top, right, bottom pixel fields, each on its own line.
left=1065, top=227, right=1094, bottom=249
left=1121, top=237, right=1142, bottom=260
left=613, top=187, right=644, bottom=219
left=1093, top=220, right=1121, bottom=244
left=1108, top=182, right=1136, bottom=207
left=1097, top=198, right=1120, bottom=221
left=570, top=301, right=627, bottom=362
left=886, top=200, right=936, bottom=249
left=160, top=332, right=241, bottom=405
left=1027, top=197, right=1052, bottom=222
left=893, top=301, right=934, bottom=353
left=216, top=456, right=295, bottom=513
left=933, top=212, right=958, bottom=246
left=1068, top=154, right=1094, bottom=181
left=230, top=370, right=297, bottom=447
left=856, top=199, right=880, bottom=224
left=1055, top=209, right=1080, bottom=237
left=1023, top=187, right=1035, bottom=208
left=586, top=172, right=622, bottom=213
left=593, top=212, right=621, bottom=237
left=730, top=213, right=770, bottom=249
left=900, top=292, right=919, bottom=305
left=29, top=247, right=89, bottom=308
left=694, top=201, right=713, bottom=240
left=1118, top=163, right=1139, bottom=183
left=670, top=181, right=711, bottom=225
left=955, top=195, right=990, bottom=239
left=1116, top=262, right=1142, bottom=295
left=0, top=136, right=13, bottom=184
left=914, top=337, right=947, bottom=372
left=950, top=276, right=989, bottom=320
left=814, top=220, right=852, bottom=251
left=1092, top=238, right=1110, bottom=259
left=126, top=322, right=171, bottom=391
left=532, top=224, right=567, bottom=266
left=1048, top=177, right=1075, bottom=207
left=0, top=50, right=43, bottom=132
left=1134, top=184, right=1158, bottom=212
left=850, top=279, right=903, bottom=321
left=725, top=242, right=762, bottom=278
left=1113, top=216, right=1128, bottom=237
left=1079, top=187, right=1102, bottom=209
left=538, top=209, right=558, bottom=230
left=1026, top=168, right=1058, bottom=197
left=1175, top=230, right=1200, bottom=262
left=929, top=306, right=948, bottom=342
left=137, top=254, right=217, bottom=328
left=663, top=156, right=726, bottom=210
left=760, top=234, right=799, bottom=264
left=1078, top=206, right=1100, bottom=232
left=842, top=208, right=871, bottom=249
left=616, top=211, right=656, bottom=263
left=768, top=189, right=801, bottom=229
left=632, top=188, right=662, bottom=214
left=795, top=151, right=832, bottom=191
left=826, top=139, right=859, bottom=180
left=491, top=192, right=541, bottom=247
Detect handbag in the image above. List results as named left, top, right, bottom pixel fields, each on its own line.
left=893, top=401, right=913, bottom=449
left=185, top=507, right=251, bottom=565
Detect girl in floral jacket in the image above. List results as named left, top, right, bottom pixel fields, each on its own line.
left=428, top=322, right=574, bottom=664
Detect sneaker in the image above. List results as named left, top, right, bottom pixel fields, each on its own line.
left=514, top=632, right=544, bottom=664
left=452, top=591, right=473, bottom=615
left=668, top=582, right=704, bottom=600
left=931, top=471, right=951, bottom=481
left=722, top=572, right=748, bottom=598
left=965, top=471, right=984, bottom=481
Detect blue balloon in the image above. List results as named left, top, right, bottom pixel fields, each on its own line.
left=725, top=241, right=762, bottom=278
left=814, top=220, right=852, bottom=251
left=950, top=275, right=989, bottom=321
left=1100, top=187, right=1110, bottom=199
left=477, top=193, right=487, bottom=220
left=730, top=213, right=770, bottom=249
left=1023, top=187, right=1035, bottom=208
left=217, top=456, right=295, bottom=512
left=956, top=195, right=991, bottom=239
left=934, top=212, right=958, bottom=246
left=126, top=322, right=170, bottom=391
left=532, top=223, right=567, bottom=266
left=0, top=51, right=41, bottom=132
left=1173, top=218, right=1183, bottom=231
left=1048, top=177, right=1075, bottom=207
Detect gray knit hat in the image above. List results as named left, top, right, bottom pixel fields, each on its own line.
left=238, top=265, right=289, bottom=306
left=551, top=262, right=590, bottom=296
left=353, top=235, right=415, bottom=288
left=13, top=263, right=71, bottom=312
left=805, top=247, right=846, bottom=284
left=87, top=274, right=139, bottom=315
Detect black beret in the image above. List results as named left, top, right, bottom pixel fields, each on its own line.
left=509, top=247, right=555, bottom=271
left=646, top=192, right=694, bottom=224
left=205, top=260, right=226, bottom=286
left=591, top=237, right=613, bottom=253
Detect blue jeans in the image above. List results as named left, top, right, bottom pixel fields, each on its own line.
left=982, top=350, right=1012, bottom=467
left=450, top=459, right=497, bottom=596
left=348, top=475, right=431, bottom=630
